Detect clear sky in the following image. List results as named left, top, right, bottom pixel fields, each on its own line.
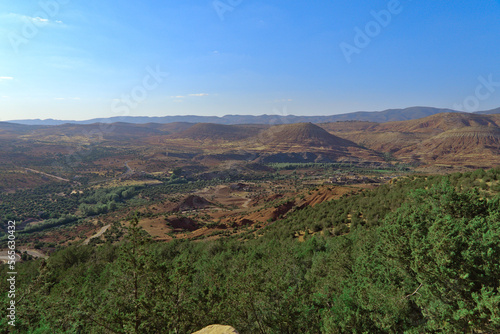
left=1, top=0, right=499, bottom=121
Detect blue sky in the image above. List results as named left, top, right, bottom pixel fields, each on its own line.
left=1, top=0, right=499, bottom=121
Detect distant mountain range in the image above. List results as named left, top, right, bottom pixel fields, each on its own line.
left=473, top=107, right=500, bottom=115
left=3, top=111, right=500, bottom=168
left=8, top=106, right=500, bottom=126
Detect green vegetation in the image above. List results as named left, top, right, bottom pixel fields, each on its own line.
left=267, top=161, right=411, bottom=174
left=0, top=184, right=140, bottom=237
left=2, top=169, right=500, bottom=333
left=0, top=183, right=76, bottom=222
left=0, top=172, right=281, bottom=237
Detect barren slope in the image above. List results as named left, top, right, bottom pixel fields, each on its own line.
left=242, top=123, right=381, bottom=161
left=397, top=125, right=500, bottom=166
left=326, top=113, right=500, bottom=166
left=171, top=123, right=267, bottom=141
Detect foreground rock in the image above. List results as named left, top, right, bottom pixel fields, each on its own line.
left=192, top=325, right=239, bottom=334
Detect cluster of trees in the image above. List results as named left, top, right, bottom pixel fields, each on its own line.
left=266, top=161, right=402, bottom=172
left=1, top=170, right=500, bottom=333
left=19, top=214, right=79, bottom=234
left=0, top=183, right=76, bottom=222
left=78, top=186, right=138, bottom=216
left=0, top=184, right=139, bottom=237
left=268, top=162, right=342, bottom=170
left=278, top=169, right=500, bottom=235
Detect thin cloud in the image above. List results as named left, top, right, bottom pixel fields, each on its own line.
left=5, top=13, right=64, bottom=26
left=188, top=93, right=209, bottom=97
left=33, top=17, right=49, bottom=24
left=0, top=77, right=13, bottom=81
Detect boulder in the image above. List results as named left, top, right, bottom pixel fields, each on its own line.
left=192, top=324, right=239, bottom=334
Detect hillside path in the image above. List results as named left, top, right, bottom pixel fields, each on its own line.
left=83, top=224, right=111, bottom=245
left=23, top=168, right=70, bottom=182
left=19, top=248, right=48, bottom=259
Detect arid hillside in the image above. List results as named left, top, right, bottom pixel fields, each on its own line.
left=4, top=112, right=500, bottom=168
left=326, top=113, right=500, bottom=167
left=242, top=122, right=382, bottom=163
left=171, top=123, right=268, bottom=141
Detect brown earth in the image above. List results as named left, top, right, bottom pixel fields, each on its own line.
left=5, top=112, right=500, bottom=169
left=171, top=123, right=267, bottom=141
left=117, top=181, right=363, bottom=242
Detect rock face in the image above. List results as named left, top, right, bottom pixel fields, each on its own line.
left=192, top=325, right=239, bottom=334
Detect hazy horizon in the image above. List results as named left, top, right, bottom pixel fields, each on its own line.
left=3, top=105, right=488, bottom=123
left=1, top=1, right=500, bottom=121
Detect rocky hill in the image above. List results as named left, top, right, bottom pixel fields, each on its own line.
left=255, top=122, right=355, bottom=149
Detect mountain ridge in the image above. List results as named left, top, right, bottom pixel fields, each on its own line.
left=8, top=106, right=493, bottom=126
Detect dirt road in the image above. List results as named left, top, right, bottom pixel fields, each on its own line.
left=83, top=224, right=111, bottom=245
left=122, top=161, right=134, bottom=176
left=24, top=168, right=70, bottom=182
left=242, top=197, right=252, bottom=208
left=0, top=251, right=21, bottom=263
left=19, top=248, right=48, bottom=259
